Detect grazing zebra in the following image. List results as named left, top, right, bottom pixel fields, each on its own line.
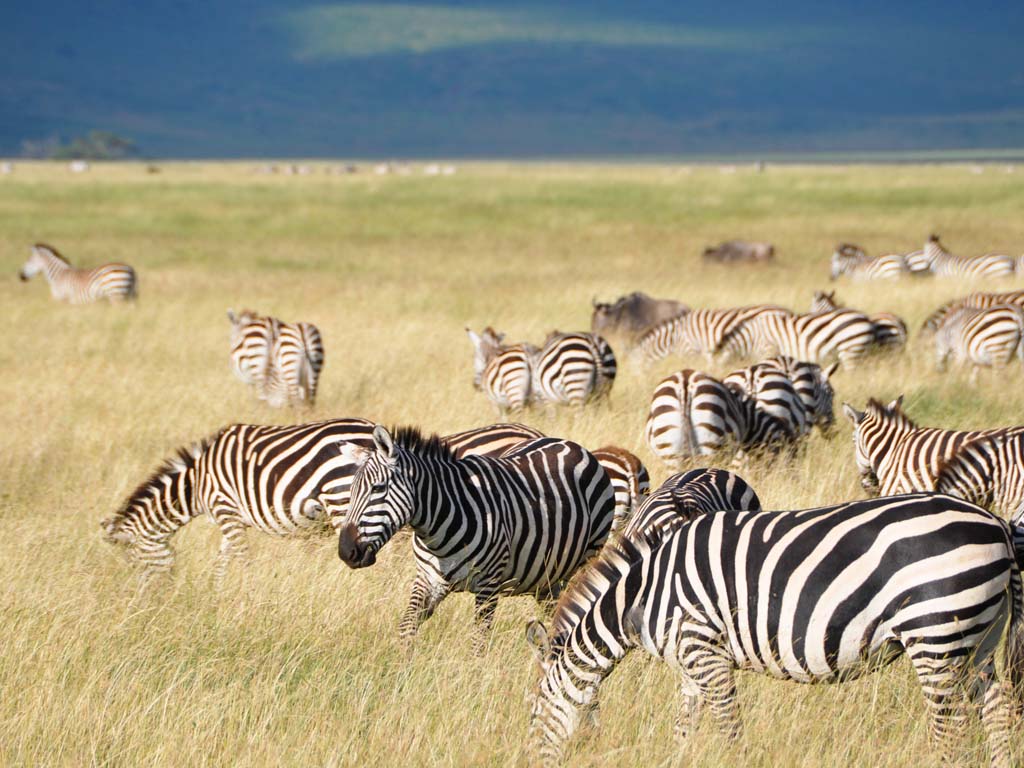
left=829, top=243, right=909, bottom=281
left=19, top=243, right=137, bottom=303
left=842, top=396, right=1019, bottom=496
left=634, top=306, right=789, bottom=363
left=810, top=290, right=907, bottom=353
left=760, top=355, right=838, bottom=433
left=906, top=234, right=1015, bottom=278
left=643, top=369, right=794, bottom=467
left=337, top=426, right=615, bottom=652
left=922, top=290, right=1024, bottom=335
left=933, top=304, right=1024, bottom=373
left=466, top=327, right=538, bottom=413
left=101, top=419, right=376, bottom=587
left=228, top=309, right=324, bottom=407
left=526, top=493, right=1023, bottom=768
left=621, top=468, right=760, bottom=542
left=441, top=422, right=544, bottom=458
left=532, top=331, right=616, bottom=406
left=935, top=429, right=1024, bottom=518
left=590, top=446, right=651, bottom=532
left=722, top=360, right=807, bottom=441
left=722, top=306, right=876, bottom=369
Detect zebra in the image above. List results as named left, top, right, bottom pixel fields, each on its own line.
left=643, top=368, right=794, bottom=468
left=633, top=305, right=789, bottom=363
left=466, top=327, right=537, bottom=413
left=906, top=234, right=1015, bottom=279
left=935, top=429, right=1024, bottom=519
left=933, top=304, right=1024, bottom=373
left=810, top=290, right=907, bottom=353
left=19, top=243, right=137, bottom=303
left=532, top=331, right=616, bottom=406
left=722, top=359, right=808, bottom=441
left=337, top=425, right=615, bottom=652
left=842, top=395, right=1018, bottom=496
left=721, top=306, right=876, bottom=369
left=227, top=309, right=324, bottom=407
left=590, top=446, right=650, bottom=533
left=526, top=493, right=1023, bottom=768
left=621, top=468, right=760, bottom=542
left=921, top=290, right=1024, bottom=335
left=101, top=418, right=376, bottom=587
left=441, top=422, right=544, bottom=458
left=829, top=243, right=909, bottom=281
left=760, top=354, right=838, bottom=433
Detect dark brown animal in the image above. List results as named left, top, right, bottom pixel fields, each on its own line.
left=703, top=240, right=775, bottom=264
left=590, top=292, right=688, bottom=337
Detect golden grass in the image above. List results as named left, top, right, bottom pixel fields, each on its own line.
left=2, top=161, right=1024, bottom=766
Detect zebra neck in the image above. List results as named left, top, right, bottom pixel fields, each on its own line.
left=406, top=458, right=478, bottom=545
left=43, top=256, right=70, bottom=281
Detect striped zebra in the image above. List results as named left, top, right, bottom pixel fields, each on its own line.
left=643, top=369, right=795, bottom=467
left=722, top=306, right=876, bottom=369
left=532, top=331, right=616, bottom=406
left=842, top=396, right=1019, bottom=496
left=634, top=305, right=789, bottom=363
left=19, top=243, right=137, bottom=303
left=935, top=430, right=1024, bottom=519
left=101, top=418, right=377, bottom=587
left=590, top=446, right=650, bottom=533
left=810, top=290, right=907, bottom=353
left=906, top=234, right=1016, bottom=278
left=337, top=426, right=615, bottom=652
left=760, top=355, right=838, bottom=433
left=466, top=327, right=537, bottom=414
left=922, top=290, right=1024, bottom=335
left=933, top=304, right=1024, bottom=373
left=829, top=243, right=909, bottom=281
left=722, top=360, right=807, bottom=441
left=621, top=468, right=760, bottom=542
left=442, top=422, right=544, bottom=458
left=526, top=493, right=1023, bottom=768
left=228, top=309, right=325, bottom=407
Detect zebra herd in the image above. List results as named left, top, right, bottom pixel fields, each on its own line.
left=832, top=234, right=1024, bottom=280
left=20, top=236, right=1024, bottom=766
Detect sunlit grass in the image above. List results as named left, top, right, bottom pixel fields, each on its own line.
left=1, top=161, right=1023, bottom=765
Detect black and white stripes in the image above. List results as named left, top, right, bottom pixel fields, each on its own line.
left=19, top=243, right=137, bottom=303
left=228, top=309, right=325, bottom=407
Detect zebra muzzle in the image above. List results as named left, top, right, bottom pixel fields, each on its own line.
left=338, top=524, right=376, bottom=568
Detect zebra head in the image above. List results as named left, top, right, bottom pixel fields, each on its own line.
left=466, top=327, right=504, bottom=389
left=19, top=244, right=61, bottom=281
left=830, top=244, right=864, bottom=280
left=842, top=396, right=908, bottom=495
left=338, top=425, right=420, bottom=569
left=810, top=290, right=839, bottom=313
left=808, top=361, right=839, bottom=433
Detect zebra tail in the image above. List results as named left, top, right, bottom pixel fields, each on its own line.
left=678, top=376, right=697, bottom=459
left=1005, top=518, right=1024, bottom=708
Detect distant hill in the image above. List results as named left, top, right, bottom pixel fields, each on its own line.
left=3, top=1, right=1022, bottom=158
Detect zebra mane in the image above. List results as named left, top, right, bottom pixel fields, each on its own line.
left=865, top=397, right=916, bottom=428
left=112, top=436, right=214, bottom=522
left=550, top=532, right=655, bottom=644
left=34, top=243, right=69, bottom=265
left=389, top=425, right=458, bottom=463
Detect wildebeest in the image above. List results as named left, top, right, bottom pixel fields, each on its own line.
left=702, top=240, right=774, bottom=264
left=590, top=292, right=688, bottom=337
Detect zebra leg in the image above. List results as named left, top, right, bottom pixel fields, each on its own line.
left=687, top=651, right=741, bottom=741
left=674, top=678, right=702, bottom=744
left=471, top=591, right=500, bottom=655
left=212, top=512, right=249, bottom=588
left=968, top=658, right=1012, bottom=768
left=398, top=570, right=450, bottom=646
left=908, top=650, right=969, bottom=762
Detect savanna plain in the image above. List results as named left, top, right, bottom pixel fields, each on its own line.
left=3, top=161, right=1024, bottom=767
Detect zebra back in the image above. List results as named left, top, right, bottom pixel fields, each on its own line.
left=934, top=304, right=1024, bottom=370
left=591, top=446, right=651, bottom=532
left=442, top=422, right=545, bottom=458
left=922, top=290, right=1024, bottom=334
left=934, top=428, right=1024, bottom=518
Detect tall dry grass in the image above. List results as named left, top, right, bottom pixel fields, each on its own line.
left=1, top=161, right=1023, bottom=766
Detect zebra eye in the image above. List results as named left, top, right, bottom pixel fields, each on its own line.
left=371, top=482, right=386, bottom=493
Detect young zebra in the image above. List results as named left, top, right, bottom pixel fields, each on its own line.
left=19, top=243, right=137, bottom=303
left=101, top=418, right=376, bottom=587
left=842, top=396, right=1018, bottom=496
left=337, top=426, right=615, bottom=652
left=933, top=304, right=1024, bottom=373
left=228, top=309, right=325, bottom=407
left=643, top=369, right=794, bottom=467
left=590, top=446, right=651, bottom=533
left=921, top=290, right=1024, bottom=335
left=906, top=234, right=1016, bottom=278
left=634, top=305, right=789, bottom=363
left=466, top=327, right=538, bottom=414
left=526, top=494, right=1023, bottom=768
left=722, top=306, right=876, bottom=369
left=810, top=290, right=907, bottom=353
left=829, top=243, right=909, bottom=281
left=935, top=429, right=1024, bottom=519
left=621, top=468, right=760, bottom=542
left=532, top=331, right=616, bottom=406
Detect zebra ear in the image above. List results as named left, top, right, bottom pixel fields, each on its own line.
left=525, top=620, right=551, bottom=664
left=466, top=328, right=481, bottom=349
left=372, top=425, right=396, bottom=459
left=823, top=362, right=839, bottom=381
left=842, top=403, right=863, bottom=424
left=227, top=309, right=237, bottom=324
left=887, top=394, right=904, bottom=411
left=337, top=441, right=370, bottom=468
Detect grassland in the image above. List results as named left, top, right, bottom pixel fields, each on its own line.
left=2, top=161, right=1024, bottom=767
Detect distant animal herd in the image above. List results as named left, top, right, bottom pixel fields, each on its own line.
left=18, top=232, right=1024, bottom=767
